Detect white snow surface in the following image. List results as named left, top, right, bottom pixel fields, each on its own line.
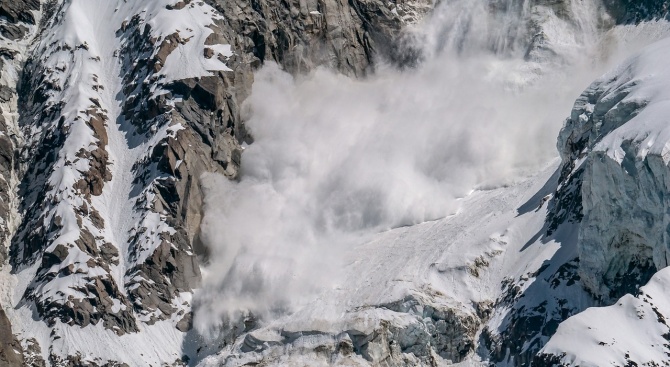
left=589, top=36, right=670, bottom=163
left=197, top=160, right=563, bottom=366
left=2, top=0, right=232, bottom=365
left=539, top=35, right=670, bottom=366
left=4, top=0, right=670, bottom=365
left=542, top=267, right=670, bottom=366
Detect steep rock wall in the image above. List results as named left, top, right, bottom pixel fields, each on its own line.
left=0, top=0, right=42, bottom=362
left=4, top=0, right=433, bottom=349
left=554, top=36, right=670, bottom=302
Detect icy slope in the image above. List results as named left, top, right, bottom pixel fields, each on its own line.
left=189, top=2, right=670, bottom=367
left=535, top=35, right=670, bottom=367
left=195, top=160, right=565, bottom=366
left=4, top=0, right=670, bottom=365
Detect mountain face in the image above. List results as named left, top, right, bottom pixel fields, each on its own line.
left=0, top=0, right=431, bottom=365
left=1, top=0, right=670, bottom=366
left=536, top=35, right=670, bottom=367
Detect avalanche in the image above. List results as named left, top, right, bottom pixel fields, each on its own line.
left=2, top=0, right=670, bottom=366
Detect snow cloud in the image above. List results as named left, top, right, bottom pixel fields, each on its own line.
left=190, top=0, right=669, bottom=337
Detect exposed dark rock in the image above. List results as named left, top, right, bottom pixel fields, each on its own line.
left=546, top=169, right=583, bottom=235
left=100, top=242, right=119, bottom=266
left=0, top=85, right=12, bottom=102
left=204, top=0, right=432, bottom=77
left=153, top=32, right=188, bottom=72
left=0, top=308, right=24, bottom=367
left=483, top=256, right=596, bottom=366
left=75, top=110, right=112, bottom=198
left=0, top=23, right=28, bottom=40
left=28, top=271, right=139, bottom=336
left=0, top=0, right=40, bottom=25
left=0, top=115, right=13, bottom=264
left=127, top=237, right=201, bottom=323
left=176, top=312, right=193, bottom=332
left=23, top=338, right=46, bottom=367
left=166, top=0, right=191, bottom=11
left=604, top=246, right=657, bottom=300
left=533, top=352, right=569, bottom=367
left=49, top=352, right=131, bottom=367
left=603, top=0, right=670, bottom=23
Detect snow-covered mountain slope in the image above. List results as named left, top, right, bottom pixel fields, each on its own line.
left=535, top=33, right=670, bottom=367
left=538, top=267, right=670, bottom=366
left=193, top=160, right=566, bottom=366
left=187, top=4, right=670, bottom=367
left=3, top=0, right=670, bottom=366
left=193, top=29, right=670, bottom=366
left=3, top=0, right=233, bottom=364
left=0, top=0, right=432, bottom=365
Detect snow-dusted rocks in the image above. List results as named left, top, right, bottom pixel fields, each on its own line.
left=0, top=0, right=433, bottom=364
left=0, top=0, right=239, bottom=362
left=530, top=34, right=670, bottom=367
left=204, top=0, right=433, bottom=77
left=555, top=36, right=670, bottom=302
left=0, top=0, right=41, bottom=364
left=538, top=267, right=670, bottom=366
left=2, top=0, right=670, bottom=365
left=0, top=0, right=40, bottom=263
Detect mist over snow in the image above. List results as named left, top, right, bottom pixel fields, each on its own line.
left=8, top=0, right=670, bottom=365
left=191, top=0, right=670, bottom=337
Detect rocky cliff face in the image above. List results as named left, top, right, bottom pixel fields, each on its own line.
left=485, top=21, right=670, bottom=367
left=2, top=0, right=670, bottom=366
left=204, top=0, right=432, bottom=76
left=554, top=61, right=665, bottom=302
left=0, top=309, right=24, bottom=367
left=531, top=34, right=670, bottom=366
left=0, top=0, right=432, bottom=365
left=0, top=0, right=41, bottom=365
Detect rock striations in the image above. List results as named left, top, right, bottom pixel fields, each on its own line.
left=0, top=0, right=432, bottom=365
left=1, top=0, right=670, bottom=366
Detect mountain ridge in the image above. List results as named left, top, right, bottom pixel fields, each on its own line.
left=2, top=0, right=670, bottom=366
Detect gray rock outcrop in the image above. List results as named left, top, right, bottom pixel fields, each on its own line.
left=0, top=309, right=24, bottom=367
left=0, top=0, right=42, bottom=361
left=204, top=0, right=432, bottom=77
left=553, top=53, right=670, bottom=302
left=205, top=292, right=482, bottom=366
left=3, top=0, right=434, bottom=345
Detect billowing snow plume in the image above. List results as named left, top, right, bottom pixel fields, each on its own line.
left=193, top=0, right=670, bottom=337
